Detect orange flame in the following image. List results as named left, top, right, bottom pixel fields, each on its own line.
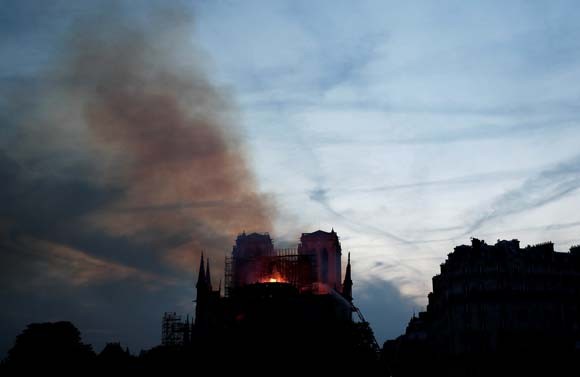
left=261, top=268, right=286, bottom=283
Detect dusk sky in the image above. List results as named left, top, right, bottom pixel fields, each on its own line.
left=2, top=0, right=580, bottom=355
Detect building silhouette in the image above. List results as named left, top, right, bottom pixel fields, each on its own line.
left=385, top=238, right=580, bottom=376
left=159, top=229, right=381, bottom=372
left=158, top=230, right=378, bottom=350
left=194, top=229, right=356, bottom=331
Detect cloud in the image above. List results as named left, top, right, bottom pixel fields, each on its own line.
left=344, top=169, right=526, bottom=194
left=466, top=154, right=580, bottom=234
left=1, top=236, right=168, bottom=290
left=308, top=187, right=411, bottom=244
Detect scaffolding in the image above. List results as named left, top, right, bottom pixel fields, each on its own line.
left=225, top=248, right=318, bottom=295
left=161, top=312, right=184, bottom=346
left=258, top=251, right=316, bottom=291
left=224, top=256, right=233, bottom=297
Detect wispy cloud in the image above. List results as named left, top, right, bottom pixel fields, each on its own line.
left=345, top=169, right=526, bottom=193
left=466, top=154, right=580, bottom=234
left=308, top=188, right=410, bottom=244
left=1, top=236, right=170, bottom=290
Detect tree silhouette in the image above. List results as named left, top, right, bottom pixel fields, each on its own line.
left=3, top=321, right=95, bottom=371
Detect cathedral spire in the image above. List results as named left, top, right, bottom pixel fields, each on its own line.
left=343, top=252, right=353, bottom=302
left=196, top=252, right=206, bottom=289
left=195, top=252, right=209, bottom=327
left=206, top=258, right=212, bottom=291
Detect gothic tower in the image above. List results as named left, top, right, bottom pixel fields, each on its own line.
left=298, top=229, right=342, bottom=292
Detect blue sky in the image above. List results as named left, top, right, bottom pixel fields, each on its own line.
left=193, top=0, right=580, bottom=299
left=2, top=0, right=580, bottom=352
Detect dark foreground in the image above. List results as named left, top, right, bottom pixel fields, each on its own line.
left=0, top=321, right=381, bottom=374
left=2, top=321, right=580, bottom=376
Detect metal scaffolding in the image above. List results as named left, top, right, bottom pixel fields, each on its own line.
left=161, top=312, right=184, bottom=346
left=224, top=256, right=233, bottom=297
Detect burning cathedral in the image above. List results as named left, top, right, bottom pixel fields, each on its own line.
left=194, top=229, right=355, bottom=331
left=160, top=227, right=379, bottom=363
left=160, top=230, right=378, bottom=369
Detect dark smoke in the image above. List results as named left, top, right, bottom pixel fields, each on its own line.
left=0, top=3, right=415, bottom=356
left=0, top=3, right=276, bottom=353
left=0, top=4, right=275, bottom=282
left=62, top=6, right=274, bottom=271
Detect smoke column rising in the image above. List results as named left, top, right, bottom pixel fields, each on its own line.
left=1, top=4, right=276, bottom=281
left=0, top=3, right=279, bottom=353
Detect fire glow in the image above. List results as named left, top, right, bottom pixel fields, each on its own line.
left=261, top=269, right=286, bottom=284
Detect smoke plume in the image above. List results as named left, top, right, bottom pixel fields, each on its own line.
left=2, top=5, right=274, bottom=278
left=0, top=2, right=275, bottom=354
left=81, top=8, right=274, bottom=270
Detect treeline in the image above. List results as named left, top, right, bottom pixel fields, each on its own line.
left=1, top=321, right=386, bottom=374
left=5, top=320, right=579, bottom=375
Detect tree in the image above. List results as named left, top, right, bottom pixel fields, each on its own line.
left=3, top=321, right=95, bottom=371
